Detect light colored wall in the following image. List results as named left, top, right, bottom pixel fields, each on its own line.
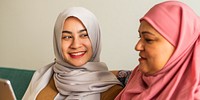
left=0, top=0, right=200, bottom=70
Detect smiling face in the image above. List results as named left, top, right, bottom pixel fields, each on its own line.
left=61, top=17, right=93, bottom=67
left=135, top=21, right=175, bottom=74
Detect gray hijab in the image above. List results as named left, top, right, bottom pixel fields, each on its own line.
left=53, top=7, right=121, bottom=100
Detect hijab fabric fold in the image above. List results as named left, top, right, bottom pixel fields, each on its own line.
left=23, top=7, right=120, bottom=100
left=115, top=1, right=200, bottom=100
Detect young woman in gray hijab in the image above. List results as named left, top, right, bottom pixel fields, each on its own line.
left=23, top=7, right=122, bottom=100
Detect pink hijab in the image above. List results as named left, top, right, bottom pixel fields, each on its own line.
left=115, top=1, right=200, bottom=100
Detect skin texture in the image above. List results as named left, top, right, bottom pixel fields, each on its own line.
left=135, top=20, right=175, bottom=75
left=61, top=17, right=93, bottom=67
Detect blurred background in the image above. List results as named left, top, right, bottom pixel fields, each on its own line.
left=0, top=0, right=200, bottom=70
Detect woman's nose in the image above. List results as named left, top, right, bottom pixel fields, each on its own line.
left=70, top=38, right=81, bottom=49
left=135, top=39, right=144, bottom=51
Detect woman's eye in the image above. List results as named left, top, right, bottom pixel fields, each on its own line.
left=62, top=36, right=72, bottom=40
left=80, top=34, right=89, bottom=38
left=145, top=39, right=153, bottom=43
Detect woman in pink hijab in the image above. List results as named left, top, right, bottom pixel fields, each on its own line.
left=115, top=1, right=200, bottom=99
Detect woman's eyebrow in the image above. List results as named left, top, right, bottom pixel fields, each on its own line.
left=62, top=29, right=87, bottom=34
left=79, top=29, right=87, bottom=33
left=62, top=30, right=72, bottom=34
left=141, top=31, right=155, bottom=36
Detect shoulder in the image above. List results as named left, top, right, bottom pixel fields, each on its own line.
left=32, top=63, right=55, bottom=80
left=23, top=65, right=54, bottom=99
left=100, top=84, right=123, bottom=100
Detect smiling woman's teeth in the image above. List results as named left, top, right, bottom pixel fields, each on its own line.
left=71, top=52, right=85, bottom=56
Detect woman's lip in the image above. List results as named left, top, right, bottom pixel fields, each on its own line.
left=69, top=51, right=86, bottom=58
left=138, top=57, right=147, bottom=62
